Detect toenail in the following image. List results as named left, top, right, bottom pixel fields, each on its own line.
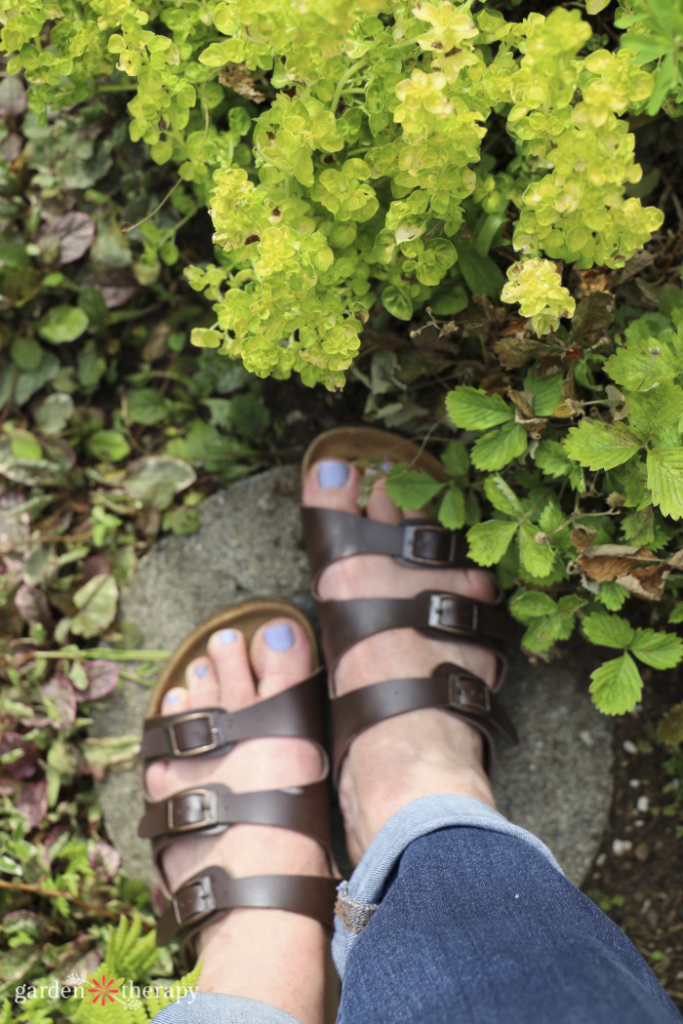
left=264, top=623, right=294, bottom=651
left=194, top=664, right=209, bottom=677
left=318, top=460, right=349, bottom=489
left=164, top=690, right=180, bottom=705
left=219, top=629, right=237, bottom=644
left=381, top=460, right=392, bottom=472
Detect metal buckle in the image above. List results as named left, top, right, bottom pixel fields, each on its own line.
left=167, top=788, right=219, bottom=833
left=168, top=712, right=219, bottom=757
left=172, top=875, right=217, bottom=928
left=428, top=594, right=478, bottom=635
left=448, top=674, right=491, bottom=716
left=402, top=524, right=457, bottom=566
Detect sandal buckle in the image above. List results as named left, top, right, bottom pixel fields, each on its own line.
left=448, top=674, right=491, bottom=716
left=168, top=712, right=220, bottom=757
left=167, top=788, right=219, bottom=833
left=172, top=875, right=217, bottom=928
left=402, top=525, right=457, bottom=566
left=428, top=594, right=478, bottom=635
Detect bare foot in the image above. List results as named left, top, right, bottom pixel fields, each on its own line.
left=144, top=619, right=330, bottom=1024
left=303, top=458, right=498, bottom=865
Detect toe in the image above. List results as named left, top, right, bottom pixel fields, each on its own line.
left=302, top=458, right=362, bottom=513
left=249, top=617, right=316, bottom=699
left=207, top=628, right=256, bottom=711
left=366, top=465, right=402, bottom=525
left=186, top=656, right=220, bottom=708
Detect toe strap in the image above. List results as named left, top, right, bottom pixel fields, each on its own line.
left=139, top=780, right=334, bottom=889
left=319, top=591, right=518, bottom=691
left=331, top=665, right=518, bottom=782
left=302, top=508, right=476, bottom=592
left=158, top=866, right=339, bottom=959
left=140, top=672, right=328, bottom=766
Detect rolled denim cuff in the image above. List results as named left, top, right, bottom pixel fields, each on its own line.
left=332, top=794, right=563, bottom=978
left=153, top=992, right=302, bottom=1024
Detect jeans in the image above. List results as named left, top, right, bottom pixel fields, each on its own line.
left=155, top=796, right=682, bottom=1024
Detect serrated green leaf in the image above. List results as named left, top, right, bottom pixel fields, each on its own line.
left=647, top=448, right=683, bottom=520
left=471, top=423, right=527, bottom=471
left=518, top=521, right=555, bottom=578
left=466, top=519, right=518, bottom=566
left=509, top=589, right=557, bottom=623
left=438, top=485, right=465, bottom=529
left=386, top=465, right=444, bottom=511
left=630, top=628, right=683, bottom=669
left=564, top=419, right=641, bottom=471
left=589, top=653, right=642, bottom=715
left=604, top=335, right=678, bottom=390
left=446, top=387, right=513, bottom=430
left=484, top=474, right=523, bottom=516
left=582, top=611, right=634, bottom=649
left=621, top=508, right=656, bottom=547
left=625, top=384, right=683, bottom=442
left=523, top=370, right=563, bottom=417
left=522, top=614, right=572, bottom=653
left=534, top=439, right=572, bottom=479
left=538, top=500, right=565, bottom=535
left=669, top=603, right=683, bottom=625
left=441, top=440, right=469, bottom=478
left=596, top=581, right=628, bottom=611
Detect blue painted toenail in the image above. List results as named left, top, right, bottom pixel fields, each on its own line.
left=165, top=691, right=180, bottom=704
left=219, top=629, right=237, bottom=644
left=381, top=460, right=392, bottom=473
left=318, top=460, right=349, bottom=489
left=194, top=664, right=209, bottom=677
left=264, top=623, right=294, bottom=651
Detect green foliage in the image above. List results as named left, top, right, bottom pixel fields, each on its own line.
left=438, top=283, right=683, bottom=715
left=616, top=0, right=683, bottom=114
left=0, top=1, right=671, bottom=388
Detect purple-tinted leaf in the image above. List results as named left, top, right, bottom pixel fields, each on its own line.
left=0, top=76, right=27, bottom=117
left=84, top=268, right=140, bottom=308
left=82, top=553, right=111, bottom=583
left=38, top=212, right=96, bottom=266
left=14, top=583, right=54, bottom=629
left=0, top=732, right=39, bottom=779
left=42, top=673, right=77, bottom=728
left=77, top=659, right=119, bottom=703
left=17, top=778, right=48, bottom=830
left=3, top=910, right=42, bottom=939
left=89, top=841, right=121, bottom=880
left=0, top=489, right=30, bottom=552
left=0, top=947, right=39, bottom=983
left=0, top=132, right=23, bottom=162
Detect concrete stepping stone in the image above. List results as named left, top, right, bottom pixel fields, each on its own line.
left=92, top=465, right=613, bottom=890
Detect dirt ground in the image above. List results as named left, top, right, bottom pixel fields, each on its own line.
left=584, top=668, right=683, bottom=1012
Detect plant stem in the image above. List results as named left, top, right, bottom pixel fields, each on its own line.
left=0, top=878, right=154, bottom=926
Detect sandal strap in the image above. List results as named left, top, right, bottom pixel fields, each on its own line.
left=319, top=591, right=516, bottom=689
left=302, top=508, right=475, bottom=592
left=140, top=673, right=327, bottom=764
left=157, top=866, right=339, bottom=956
left=331, top=665, right=517, bottom=781
left=139, top=781, right=333, bottom=887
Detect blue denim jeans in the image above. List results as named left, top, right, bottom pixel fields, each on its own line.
left=155, top=796, right=682, bottom=1024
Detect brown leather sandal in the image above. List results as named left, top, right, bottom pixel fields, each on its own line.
left=138, top=599, right=338, bottom=963
left=301, top=427, right=518, bottom=783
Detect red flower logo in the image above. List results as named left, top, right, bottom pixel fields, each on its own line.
left=87, top=974, right=120, bottom=1006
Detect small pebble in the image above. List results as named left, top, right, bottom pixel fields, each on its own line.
left=628, top=779, right=641, bottom=789
left=634, top=842, right=650, bottom=863
left=595, top=852, right=607, bottom=867
left=636, top=795, right=650, bottom=813
left=528, top=763, right=537, bottom=772
left=579, top=730, right=594, bottom=748
left=612, top=839, right=633, bottom=856
left=634, top=819, right=644, bottom=828
left=623, top=740, right=638, bottom=755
